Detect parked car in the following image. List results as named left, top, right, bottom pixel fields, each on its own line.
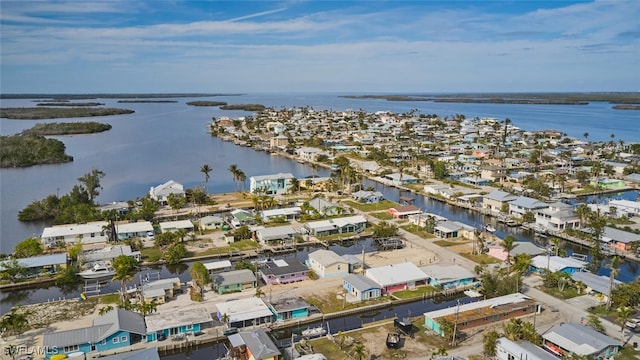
left=625, top=318, right=640, bottom=330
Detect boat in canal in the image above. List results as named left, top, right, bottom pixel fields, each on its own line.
left=484, top=224, right=496, bottom=233
left=78, top=263, right=116, bottom=279
left=301, top=325, right=326, bottom=338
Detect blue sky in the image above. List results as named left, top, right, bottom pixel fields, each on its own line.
left=1, top=1, right=639, bottom=93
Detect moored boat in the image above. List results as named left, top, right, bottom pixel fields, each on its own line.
left=301, top=326, right=326, bottom=338
left=78, top=263, right=115, bottom=279
left=484, top=224, right=496, bottom=233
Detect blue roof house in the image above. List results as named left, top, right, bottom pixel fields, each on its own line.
left=44, top=308, right=146, bottom=359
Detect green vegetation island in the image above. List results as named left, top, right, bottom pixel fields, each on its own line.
left=612, top=104, right=640, bottom=110
left=219, top=103, right=266, bottom=111
left=36, top=102, right=105, bottom=107
left=0, top=107, right=134, bottom=119
left=186, top=101, right=228, bottom=106
left=1, top=93, right=242, bottom=99
left=21, top=121, right=112, bottom=136
left=117, top=100, right=178, bottom=103
left=0, top=134, right=73, bottom=167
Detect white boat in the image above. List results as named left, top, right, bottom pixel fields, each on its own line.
left=301, top=326, right=326, bottom=338
left=484, top=224, right=496, bottom=233
left=79, top=263, right=116, bottom=279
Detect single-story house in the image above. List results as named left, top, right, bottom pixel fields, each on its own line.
left=215, top=297, right=274, bottom=329
left=260, top=207, right=302, bottom=221
left=304, top=215, right=367, bottom=237
left=254, top=225, right=299, bottom=244
left=41, top=221, right=109, bottom=247
left=116, top=221, right=154, bottom=241
left=590, top=178, right=625, bottom=189
left=608, top=199, right=640, bottom=217
left=203, top=260, right=233, bottom=275
left=267, top=297, right=311, bottom=321
left=0, top=253, right=67, bottom=277
left=158, top=220, right=194, bottom=233
left=496, top=338, right=558, bottom=360
left=199, top=215, right=225, bottom=230
left=530, top=255, right=587, bottom=274
left=212, top=269, right=257, bottom=294
left=343, top=274, right=382, bottom=301
left=420, top=264, right=476, bottom=289
left=352, top=190, right=384, bottom=204
left=307, top=249, right=349, bottom=279
left=542, top=323, right=621, bottom=359
left=365, top=262, right=428, bottom=294
left=44, top=308, right=146, bottom=359
left=600, top=226, right=640, bottom=252
left=487, top=241, right=545, bottom=262
left=383, top=173, right=419, bottom=186
left=80, top=245, right=141, bottom=264
left=424, top=293, right=536, bottom=336
left=387, top=205, right=421, bottom=219
left=570, top=271, right=622, bottom=300
left=141, top=278, right=181, bottom=304
left=145, top=307, right=213, bottom=342
left=149, top=180, right=185, bottom=204
left=308, top=198, right=342, bottom=217
left=228, top=329, right=280, bottom=360
left=483, top=190, right=517, bottom=213
left=433, top=221, right=463, bottom=239
left=258, top=258, right=309, bottom=285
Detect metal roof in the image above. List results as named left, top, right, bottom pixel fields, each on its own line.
left=203, top=260, right=232, bottom=271
left=570, top=271, right=622, bottom=296
left=343, top=274, right=381, bottom=292
left=145, top=307, right=212, bottom=333
left=309, top=249, right=348, bottom=267
left=215, top=298, right=273, bottom=323
left=542, top=323, right=620, bottom=356
left=419, top=264, right=475, bottom=282
left=0, top=253, right=67, bottom=270
left=365, top=262, right=428, bottom=287
left=212, top=269, right=256, bottom=287
left=497, top=338, right=558, bottom=360
left=531, top=255, right=587, bottom=272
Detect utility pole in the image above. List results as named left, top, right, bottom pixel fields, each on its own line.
left=452, top=299, right=460, bottom=346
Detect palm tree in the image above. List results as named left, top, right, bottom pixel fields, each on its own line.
left=221, top=313, right=230, bottom=328
left=136, top=300, right=158, bottom=317
left=583, top=132, right=589, bottom=142
left=98, top=305, right=114, bottom=316
left=502, top=235, right=517, bottom=271
left=352, top=343, right=366, bottom=360
left=200, top=164, right=212, bottom=194
left=482, top=330, right=500, bottom=358
left=502, top=318, right=524, bottom=341
left=550, top=237, right=561, bottom=256
left=617, top=306, right=633, bottom=335
left=607, top=256, right=620, bottom=311
left=236, top=170, right=246, bottom=191
left=112, top=255, right=138, bottom=305
left=254, top=287, right=265, bottom=298
left=228, top=164, right=239, bottom=190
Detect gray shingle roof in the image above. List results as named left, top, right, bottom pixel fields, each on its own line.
left=343, top=274, right=381, bottom=292
left=259, top=258, right=308, bottom=276
left=212, top=269, right=256, bottom=287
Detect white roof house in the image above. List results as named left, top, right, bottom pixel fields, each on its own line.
left=365, top=262, right=428, bottom=292
left=255, top=225, right=299, bottom=244
left=496, top=338, right=558, bottom=360
left=149, top=180, right=185, bottom=203
left=41, top=221, right=109, bottom=246
left=249, top=173, right=295, bottom=195
left=530, top=255, right=587, bottom=273
left=116, top=221, right=154, bottom=240
left=215, top=297, right=274, bottom=328
left=420, top=264, right=475, bottom=284
left=304, top=215, right=367, bottom=236
left=260, top=207, right=301, bottom=220
left=542, top=323, right=621, bottom=357
left=145, top=307, right=212, bottom=333
left=203, top=260, right=232, bottom=273
left=159, top=220, right=194, bottom=233
left=80, top=245, right=140, bottom=263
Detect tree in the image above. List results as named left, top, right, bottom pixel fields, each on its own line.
left=200, top=164, right=212, bottom=194
left=352, top=343, right=366, bottom=360
left=164, top=243, right=187, bottom=265
left=190, top=261, right=210, bottom=295
left=254, top=287, right=265, bottom=298
left=372, top=221, right=398, bottom=238
left=77, top=168, right=105, bottom=203
left=586, top=313, right=605, bottom=333
left=550, top=237, right=561, bottom=256
left=221, top=313, right=230, bottom=328
left=112, top=255, right=138, bottom=304
left=513, top=253, right=532, bottom=275
left=437, top=317, right=455, bottom=344
left=616, top=306, right=633, bottom=334
left=136, top=300, right=158, bottom=317
left=67, top=240, right=83, bottom=262
left=0, top=307, right=29, bottom=338
left=233, top=225, right=251, bottom=240
left=483, top=329, right=500, bottom=358
left=0, top=259, right=27, bottom=280
left=167, top=193, right=186, bottom=213
left=502, top=235, right=517, bottom=271
left=98, top=305, right=114, bottom=316
left=154, top=232, right=178, bottom=248
left=234, top=259, right=256, bottom=273
left=13, top=237, right=43, bottom=258
left=502, top=318, right=524, bottom=341
left=607, top=256, right=620, bottom=311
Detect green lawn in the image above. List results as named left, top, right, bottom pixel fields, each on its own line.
left=343, top=200, right=399, bottom=212
left=140, top=247, right=163, bottom=262
left=538, top=285, right=581, bottom=300
left=370, top=211, right=394, bottom=220
left=194, top=239, right=259, bottom=256
left=304, top=289, right=390, bottom=313
left=459, top=252, right=501, bottom=264
left=392, top=285, right=438, bottom=300
left=433, top=240, right=468, bottom=247
left=401, top=224, right=436, bottom=239
left=307, top=337, right=347, bottom=359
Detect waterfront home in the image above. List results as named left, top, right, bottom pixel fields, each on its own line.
left=98, top=201, right=130, bottom=216
left=44, top=308, right=146, bottom=359
left=508, top=196, right=549, bottom=218
left=387, top=205, right=421, bottom=219
left=487, top=241, right=545, bottom=261
left=267, top=297, right=311, bottom=321
left=534, top=202, right=580, bottom=232
left=227, top=329, right=280, bottom=360
left=41, top=221, right=109, bottom=248
left=230, top=209, right=256, bottom=227
left=420, top=264, right=476, bottom=289
left=260, top=206, right=301, bottom=221
left=307, top=249, right=349, bottom=278
left=116, top=221, right=154, bottom=241
left=365, top=262, right=428, bottom=294
left=215, top=297, right=274, bottom=329
left=269, top=134, right=288, bottom=148
left=203, top=260, right=233, bottom=275
left=145, top=307, right=212, bottom=342
left=590, top=177, right=625, bottom=189
left=303, top=215, right=367, bottom=237
left=97, top=347, right=160, bottom=360
left=542, top=323, right=621, bottom=359
left=342, top=274, right=382, bottom=301
left=254, top=225, right=299, bottom=245
left=0, top=253, right=67, bottom=277
left=601, top=226, right=640, bottom=252
left=530, top=255, right=587, bottom=274
left=308, top=198, right=342, bottom=216
left=482, top=190, right=517, bottom=213
left=258, top=258, right=309, bottom=285
left=433, top=220, right=465, bottom=239
left=496, top=338, right=558, bottom=360
left=296, top=147, right=326, bottom=161
left=80, top=245, right=141, bottom=264
left=158, top=220, right=194, bottom=234
left=480, top=165, right=507, bottom=182
left=383, top=173, right=419, bottom=186
left=199, top=215, right=225, bottom=230
left=212, top=269, right=257, bottom=294
left=250, top=173, right=295, bottom=195
left=424, top=293, right=536, bottom=336
left=608, top=199, right=640, bottom=217
left=407, top=212, right=447, bottom=228
left=570, top=271, right=621, bottom=301
left=352, top=190, right=384, bottom=203
left=149, top=180, right=185, bottom=204
left=141, top=278, right=181, bottom=304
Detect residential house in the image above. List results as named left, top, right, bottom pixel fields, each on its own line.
left=590, top=178, right=625, bottom=189
left=41, top=221, right=109, bottom=248
left=269, top=134, right=288, bottom=148
left=304, top=215, right=367, bottom=237
left=212, top=269, right=257, bottom=294
left=600, top=226, right=640, bottom=252
left=307, top=249, right=349, bottom=278
left=254, top=225, right=299, bottom=245
left=433, top=221, right=463, bottom=239
left=570, top=271, right=621, bottom=302
left=351, top=190, right=384, bottom=204
left=258, top=258, right=309, bottom=285
left=44, top=308, right=146, bottom=359
left=308, top=198, right=342, bottom=217
left=508, top=196, right=549, bottom=218
left=296, top=147, right=326, bottom=162
left=199, top=215, right=225, bottom=230
left=424, top=293, right=536, bottom=336
left=343, top=274, right=382, bottom=301
left=227, top=329, right=280, bottom=360
left=250, top=173, right=295, bottom=195
left=387, top=205, right=421, bottom=219
left=530, top=255, right=587, bottom=274
left=365, top=262, right=428, bottom=294
left=116, top=221, right=154, bottom=241
left=383, top=173, right=419, bottom=186
left=97, top=347, right=160, bottom=360
left=215, top=297, right=274, bottom=329
left=230, top=209, right=256, bottom=227
left=0, top=253, right=67, bottom=277
left=480, top=165, right=507, bottom=182
left=496, top=338, right=558, bottom=360
left=267, top=297, right=311, bottom=321
left=203, top=260, right=233, bottom=275
left=149, top=180, right=185, bottom=204
left=141, top=278, right=181, bottom=304
left=535, top=202, right=581, bottom=232
left=260, top=207, right=301, bottom=221
left=145, top=307, right=212, bottom=342
left=483, top=190, right=517, bottom=213
left=80, top=245, right=141, bottom=264
left=542, top=323, right=621, bottom=359
left=420, top=264, right=476, bottom=289
left=98, top=201, right=130, bottom=216
left=158, top=220, right=194, bottom=234
left=608, top=199, right=640, bottom=217
left=488, top=242, right=545, bottom=262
